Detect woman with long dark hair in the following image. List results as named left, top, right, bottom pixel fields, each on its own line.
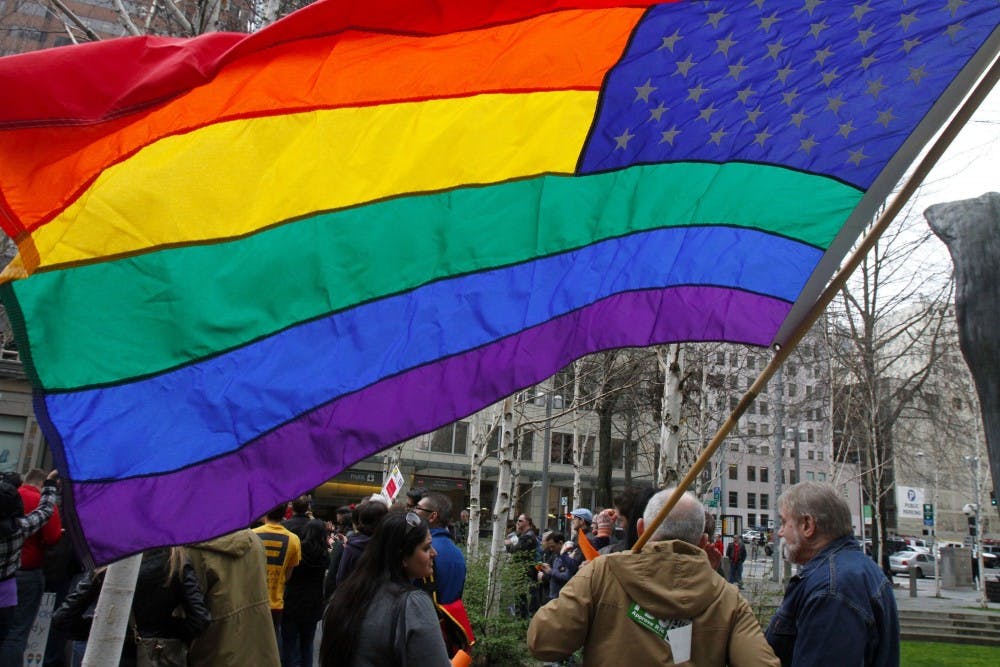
left=319, top=510, right=450, bottom=667
left=282, top=519, right=330, bottom=666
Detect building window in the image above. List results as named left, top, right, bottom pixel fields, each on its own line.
left=760, top=493, right=769, bottom=510
left=761, top=424, right=770, bottom=437
left=730, top=352, right=739, bottom=367
left=748, top=422, right=757, bottom=436
left=730, top=396, right=739, bottom=410
left=787, top=383, right=797, bottom=397
left=730, top=442, right=739, bottom=452
left=760, top=402, right=769, bottom=416
left=431, top=421, right=469, bottom=455
left=728, top=491, right=738, bottom=508
left=789, top=470, right=798, bottom=485
left=787, top=363, right=797, bottom=376
left=551, top=432, right=595, bottom=466
left=716, top=396, right=726, bottom=412
left=806, top=384, right=813, bottom=398
left=953, top=397, right=963, bottom=410
left=747, top=512, right=757, bottom=527
left=806, top=471, right=815, bottom=481
left=748, top=444, right=756, bottom=455
left=716, top=351, right=726, bottom=365
left=728, top=375, right=738, bottom=389
left=818, top=472, right=827, bottom=482
left=610, top=438, right=637, bottom=470
left=518, top=431, right=534, bottom=461
left=747, top=493, right=757, bottom=509
left=748, top=402, right=757, bottom=415
left=747, top=466, right=756, bottom=482
left=807, top=428, right=815, bottom=443
left=747, top=356, right=756, bottom=370
left=818, top=451, right=824, bottom=461
left=729, top=464, right=738, bottom=481
left=760, top=467, right=769, bottom=483
left=808, top=450, right=815, bottom=460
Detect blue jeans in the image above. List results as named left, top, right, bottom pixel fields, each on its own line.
left=728, top=560, right=744, bottom=585
left=0, top=569, right=44, bottom=664
left=281, top=616, right=317, bottom=667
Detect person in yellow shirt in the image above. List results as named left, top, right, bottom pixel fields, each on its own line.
left=253, top=502, right=302, bottom=656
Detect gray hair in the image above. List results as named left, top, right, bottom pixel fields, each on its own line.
left=779, top=482, right=852, bottom=540
left=642, top=488, right=706, bottom=545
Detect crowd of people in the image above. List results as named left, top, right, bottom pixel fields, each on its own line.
left=0, top=468, right=900, bottom=666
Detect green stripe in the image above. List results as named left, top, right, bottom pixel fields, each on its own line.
left=11, top=162, right=860, bottom=390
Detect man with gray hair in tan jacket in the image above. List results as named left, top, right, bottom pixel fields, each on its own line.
left=528, top=488, right=779, bottom=666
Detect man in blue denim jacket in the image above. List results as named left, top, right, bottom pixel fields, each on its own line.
left=765, top=482, right=899, bottom=667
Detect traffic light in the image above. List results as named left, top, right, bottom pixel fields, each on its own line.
left=992, top=491, right=997, bottom=507
left=968, top=515, right=977, bottom=537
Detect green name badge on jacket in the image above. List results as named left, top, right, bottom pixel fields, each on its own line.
left=627, top=602, right=692, bottom=662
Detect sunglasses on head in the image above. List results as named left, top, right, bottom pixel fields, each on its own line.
left=405, top=511, right=423, bottom=532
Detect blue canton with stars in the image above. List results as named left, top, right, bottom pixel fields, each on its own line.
left=578, top=0, right=999, bottom=190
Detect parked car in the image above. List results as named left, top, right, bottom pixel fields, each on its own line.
left=742, top=529, right=762, bottom=544
left=889, top=550, right=934, bottom=577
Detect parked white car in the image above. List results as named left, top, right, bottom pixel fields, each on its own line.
left=889, top=550, right=933, bottom=577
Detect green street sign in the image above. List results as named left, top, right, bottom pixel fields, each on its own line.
left=923, top=503, right=934, bottom=520
left=706, top=499, right=718, bottom=508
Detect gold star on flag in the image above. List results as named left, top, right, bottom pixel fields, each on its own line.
left=899, top=12, right=918, bottom=31
left=659, top=126, right=680, bottom=145
left=634, top=79, right=657, bottom=102
left=674, top=54, right=697, bottom=77
left=847, top=147, right=869, bottom=165
left=687, top=83, right=709, bottom=103
left=736, top=85, right=756, bottom=104
left=698, top=103, right=719, bottom=122
left=716, top=33, right=738, bottom=57
left=808, top=19, right=829, bottom=39
left=659, top=29, right=683, bottom=52
left=614, top=128, right=634, bottom=150
left=753, top=127, right=773, bottom=147
left=909, top=64, right=929, bottom=85
left=852, top=1, right=873, bottom=22
left=874, top=108, right=895, bottom=128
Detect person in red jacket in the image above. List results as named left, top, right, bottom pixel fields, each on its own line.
left=0, top=468, right=61, bottom=663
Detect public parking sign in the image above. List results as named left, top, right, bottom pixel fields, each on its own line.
left=923, top=503, right=934, bottom=527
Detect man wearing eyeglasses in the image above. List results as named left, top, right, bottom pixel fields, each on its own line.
left=413, top=493, right=465, bottom=605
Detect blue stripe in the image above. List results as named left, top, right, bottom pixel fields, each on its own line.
left=48, top=225, right=821, bottom=481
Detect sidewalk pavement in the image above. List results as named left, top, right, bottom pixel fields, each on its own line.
left=893, top=579, right=1000, bottom=614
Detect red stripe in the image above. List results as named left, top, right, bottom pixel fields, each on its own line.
left=0, top=0, right=669, bottom=127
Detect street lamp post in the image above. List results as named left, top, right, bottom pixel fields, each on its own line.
left=964, top=455, right=987, bottom=607
left=539, top=387, right=554, bottom=532
left=916, top=451, right=941, bottom=598
left=771, top=367, right=784, bottom=583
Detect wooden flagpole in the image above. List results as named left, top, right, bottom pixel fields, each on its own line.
left=634, top=54, right=1000, bottom=553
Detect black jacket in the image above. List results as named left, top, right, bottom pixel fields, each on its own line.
left=54, top=548, right=211, bottom=645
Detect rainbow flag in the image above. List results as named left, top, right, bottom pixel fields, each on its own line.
left=1, top=0, right=996, bottom=565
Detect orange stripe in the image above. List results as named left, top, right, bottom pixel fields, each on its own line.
left=0, top=8, right=641, bottom=236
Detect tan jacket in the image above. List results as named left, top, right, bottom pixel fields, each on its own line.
left=186, top=530, right=281, bottom=667
left=528, top=539, right=779, bottom=666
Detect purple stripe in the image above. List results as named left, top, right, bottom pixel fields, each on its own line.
left=71, top=286, right=788, bottom=564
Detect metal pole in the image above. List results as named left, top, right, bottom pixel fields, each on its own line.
left=540, top=387, right=553, bottom=531
left=933, top=465, right=941, bottom=598
left=793, top=426, right=801, bottom=487
left=970, top=456, right=986, bottom=607
left=772, top=367, right=784, bottom=583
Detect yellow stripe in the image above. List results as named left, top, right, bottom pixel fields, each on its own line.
left=29, top=91, right=597, bottom=269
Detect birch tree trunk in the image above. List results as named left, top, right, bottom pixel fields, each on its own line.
left=485, top=397, right=515, bottom=617
left=656, top=344, right=683, bottom=487
left=81, top=554, right=142, bottom=667
left=467, top=410, right=499, bottom=557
